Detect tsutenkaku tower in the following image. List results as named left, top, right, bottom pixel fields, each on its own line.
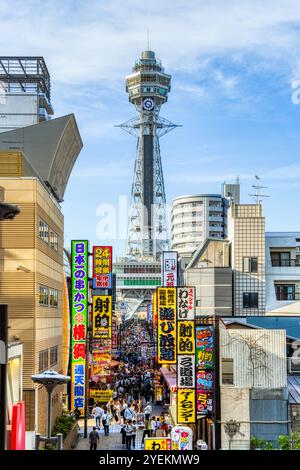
left=118, top=50, right=179, bottom=261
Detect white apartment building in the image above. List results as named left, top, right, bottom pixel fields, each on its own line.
left=265, top=232, right=300, bottom=315
left=171, top=194, right=229, bottom=258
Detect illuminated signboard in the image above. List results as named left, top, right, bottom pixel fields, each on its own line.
left=177, top=287, right=195, bottom=320
left=177, top=388, right=196, bottom=424
left=162, top=251, right=178, bottom=287
left=144, top=438, right=172, bottom=451
left=157, top=287, right=177, bottom=364
left=93, top=246, right=112, bottom=288
left=92, top=295, right=112, bottom=339
left=71, top=240, right=88, bottom=414
left=177, top=355, right=195, bottom=388
left=195, top=326, right=214, bottom=369
left=177, top=320, right=195, bottom=355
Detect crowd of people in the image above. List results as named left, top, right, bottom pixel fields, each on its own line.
left=89, top=349, right=172, bottom=450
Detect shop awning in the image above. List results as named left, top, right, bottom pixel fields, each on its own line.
left=160, top=367, right=177, bottom=389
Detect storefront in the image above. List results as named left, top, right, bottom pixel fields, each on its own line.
left=159, top=366, right=177, bottom=425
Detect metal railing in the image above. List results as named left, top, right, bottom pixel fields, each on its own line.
left=271, top=259, right=300, bottom=267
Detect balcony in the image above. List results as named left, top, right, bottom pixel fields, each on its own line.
left=276, top=292, right=300, bottom=301
left=271, top=259, right=300, bottom=267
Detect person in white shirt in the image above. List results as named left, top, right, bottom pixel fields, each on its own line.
left=93, top=404, right=103, bottom=429
left=144, top=403, right=152, bottom=422
left=151, top=416, right=157, bottom=436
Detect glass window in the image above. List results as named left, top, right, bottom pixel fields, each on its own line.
left=50, top=230, right=58, bottom=251
left=222, top=358, right=234, bottom=385
left=275, top=284, right=295, bottom=301
left=39, top=285, right=49, bottom=306
left=271, top=252, right=291, bottom=267
left=38, top=218, right=49, bottom=244
left=39, top=349, right=48, bottom=372
left=243, top=257, right=258, bottom=273
left=243, top=292, right=259, bottom=309
left=50, top=346, right=58, bottom=366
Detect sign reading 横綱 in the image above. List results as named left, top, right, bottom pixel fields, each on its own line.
left=71, top=240, right=89, bottom=414
left=196, top=326, right=215, bottom=415
left=162, top=251, right=178, bottom=287
left=92, top=295, right=112, bottom=339
left=93, top=246, right=112, bottom=288
left=157, top=287, right=177, bottom=364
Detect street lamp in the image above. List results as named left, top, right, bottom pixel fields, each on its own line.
left=31, top=370, right=70, bottom=450
left=0, top=203, right=21, bottom=450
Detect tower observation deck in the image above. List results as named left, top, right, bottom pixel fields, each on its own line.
left=118, top=50, right=179, bottom=261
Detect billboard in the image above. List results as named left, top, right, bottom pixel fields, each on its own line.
left=177, top=355, right=195, bottom=388
left=195, top=326, right=214, bottom=369
left=71, top=240, right=89, bottom=414
left=92, top=295, right=112, bottom=339
left=177, top=388, right=196, bottom=425
left=93, top=246, right=112, bottom=288
left=177, top=320, right=195, bottom=355
left=177, top=287, right=195, bottom=320
left=157, top=287, right=177, bottom=364
left=162, top=251, right=178, bottom=287
left=144, top=438, right=172, bottom=451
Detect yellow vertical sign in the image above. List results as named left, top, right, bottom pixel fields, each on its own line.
left=92, top=295, right=112, bottom=339
left=177, top=320, right=195, bottom=355
left=177, top=388, right=196, bottom=424
left=157, top=287, right=177, bottom=364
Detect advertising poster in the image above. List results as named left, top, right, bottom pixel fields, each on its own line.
left=195, top=326, right=214, bottom=369
left=196, top=390, right=214, bottom=414
left=144, top=438, right=172, bottom=451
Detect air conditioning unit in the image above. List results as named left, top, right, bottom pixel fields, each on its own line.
left=296, top=246, right=300, bottom=253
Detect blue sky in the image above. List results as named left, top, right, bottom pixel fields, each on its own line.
left=1, top=0, right=300, bottom=258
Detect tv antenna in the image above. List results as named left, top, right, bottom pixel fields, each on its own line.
left=249, top=175, right=270, bottom=204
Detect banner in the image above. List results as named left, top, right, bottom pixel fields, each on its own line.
left=157, top=287, right=177, bottom=364
left=162, top=251, right=178, bottom=287
left=177, top=320, right=195, bottom=355
left=144, top=438, right=172, bottom=451
left=195, top=326, right=214, bottom=369
left=92, top=295, right=112, bottom=339
left=71, top=240, right=88, bottom=414
left=177, top=388, right=196, bottom=424
left=195, top=325, right=215, bottom=417
left=196, top=390, right=214, bottom=414
left=177, top=287, right=195, bottom=320
left=93, top=246, right=112, bottom=288
left=89, top=389, right=113, bottom=402
left=177, top=355, right=195, bottom=388
left=196, top=370, right=214, bottom=390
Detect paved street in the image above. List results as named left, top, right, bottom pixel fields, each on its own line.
left=75, top=418, right=145, bottom=451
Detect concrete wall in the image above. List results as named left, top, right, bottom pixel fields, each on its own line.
left=221, top=387, right=250, bottom=449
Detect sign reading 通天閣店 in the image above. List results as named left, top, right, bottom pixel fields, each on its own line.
left=162, top=251, right=178, bottom=287
left=157, top=287, right=177, bottom=364
left=177, top=388, right=196, bottom=424
left=92, top=295, right=112, bottom=339
left=144, top=438, right=172, bottom=451
left=71, top=240, right=89, bottom=415
left=93, top=246, right=112, bottom=288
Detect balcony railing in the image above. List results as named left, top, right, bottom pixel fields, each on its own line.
left=276, top=292, right=300, bottom=301
left=271, top=259, right=300, bottom=267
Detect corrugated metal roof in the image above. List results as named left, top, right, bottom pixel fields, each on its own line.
left=288, top=375, right=300, bottom=404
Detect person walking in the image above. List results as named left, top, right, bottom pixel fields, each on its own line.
left=93, top=403, right=103, bottom=430
left=89, top=426, right=99, bottom=451
left=144, top=402, right=152, bottom=422
left=141, top=419, right=152, bottom=445
left=125, top=419, right=134, bottom=450
left=151, top=416, right=157, bottom=437
left=102, top=408, right=111, bottom=436
left=132, top=420, right=137, bottom=448
left=124, top=404, right=134, bottom=422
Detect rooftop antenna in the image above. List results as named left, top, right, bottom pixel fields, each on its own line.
left=236, top=175, right=240, bottom=185
left=249, top=175, right=270, bottom=204
left=147, top=29, right=150, bottom=50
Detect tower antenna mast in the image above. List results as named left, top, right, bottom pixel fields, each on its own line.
left=249, top=175, right=270, bottom=204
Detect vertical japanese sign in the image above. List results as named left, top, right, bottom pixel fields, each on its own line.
left=71, top=240, right=88, bottom=414
left=177, top=287, right=196, bottom=424
left=195, top=326, right=214, bottom=415
left=92, top=246, right=112, bottom=288
left=162, top=251, right=178, bottom=287
left=157, top=287, right=177, bottom=364
left=92, top=295, right=112, bottom=339
left=177, top=388, right=196, bottom=424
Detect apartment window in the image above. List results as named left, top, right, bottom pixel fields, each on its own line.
left=243, top=257, right=258, bottom=273
left=50, top=230, right=58, bottom=251
left=243, top=292, right=259, bottom=309
left=222, top=358, right=234, bottom=385
left=50, top=346, right=58, bottom=366
left=39, top=349, right=49, bottom=372
left=275, top=284, right=295, bottom=301
left=49, top=288, right=58, bottom=308
left=271, top=251, right=291, bottom=267
left=38, top=218, right=49, bottom=243
left=39, top=285, right=49, bottom=306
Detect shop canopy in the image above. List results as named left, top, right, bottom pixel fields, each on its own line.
left=160, top=367, right=177, bottom=389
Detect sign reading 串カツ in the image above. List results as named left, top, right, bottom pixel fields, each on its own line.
left=92, top=295, right=112, bottom=339
left=71, top=240, right=88, bottom=414
left=162, top=251, right=178, bottom=287
left=93, top=246, right=112, bottom=288
left=157, top=287, right=177, bottom=364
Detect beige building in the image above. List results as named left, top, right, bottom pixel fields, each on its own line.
left=228, top=204, right=266, bottom=316
left=0, top=114, right=82, bottom=447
